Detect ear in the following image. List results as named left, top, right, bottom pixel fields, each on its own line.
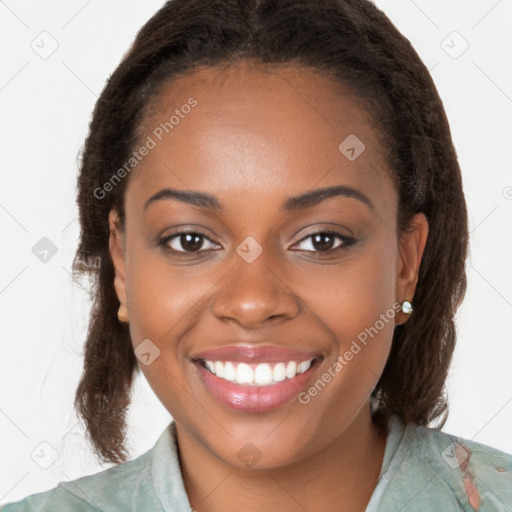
left=395, top=212, right=429, bottom=324
left=109, top=209, right=128, bottom=318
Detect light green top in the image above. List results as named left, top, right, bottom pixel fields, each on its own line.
left=2, top=415, right=511, bottom=511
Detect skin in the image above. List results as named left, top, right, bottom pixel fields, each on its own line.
left=109, top=60, right=428, bottom=512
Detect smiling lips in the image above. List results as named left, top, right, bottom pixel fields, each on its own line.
left=203, top=359, right=314, bottom=386
left=192, top=344, right=320, bottom=412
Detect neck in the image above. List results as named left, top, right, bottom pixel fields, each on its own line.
left=176, top=406, right=388, bottom=512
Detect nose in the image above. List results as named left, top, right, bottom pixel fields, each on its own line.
left=212, top=250, right=300, bottom=329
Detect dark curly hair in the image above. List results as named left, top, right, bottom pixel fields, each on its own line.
left=72, top=0, right=468, bottom=464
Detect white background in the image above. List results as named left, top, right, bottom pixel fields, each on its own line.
left=1, top=0, right=511, bottom=504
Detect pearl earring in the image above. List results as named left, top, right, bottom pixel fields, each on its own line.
left=117, top=304, right=129, bottom=323
left=401, top=300, right=413, bottom=314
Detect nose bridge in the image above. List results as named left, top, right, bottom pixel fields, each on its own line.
left=212, top=241, right=299, bottom=327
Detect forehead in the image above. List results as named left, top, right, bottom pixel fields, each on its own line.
left=128, top=60, right=395, bottom=215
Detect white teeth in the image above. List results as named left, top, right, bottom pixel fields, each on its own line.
left=297, top=360, right=312, bottom=374
left=202, top=358, right=314, bottom=386
left=236, top=363, right=253, bottom=384
left=285, top=361, right=297, bottom=379
left=214, top=361, right=224, bottom=378
left=273, top=362, right=286, bottom=382
left=254, top=363, right=273, bottom=385
left=224, top=362, right=236, bottom=381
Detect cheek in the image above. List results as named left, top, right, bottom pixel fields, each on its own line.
left=122, top=222, right=218, bottom=341
left=299, top=238, right=398, bottom=341
left=290, top=244, right=397, bottom=441
left=123, top=245, right=219, bottom=418
left=294, top=238, right=398, bottom=401
left=125, top=257, right=217, bottom=349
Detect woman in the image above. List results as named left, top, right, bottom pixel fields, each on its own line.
left=2, top=0, right=511, bottom=510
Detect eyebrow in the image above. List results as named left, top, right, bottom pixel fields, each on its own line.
left=143, top=185, right=374, bottom=212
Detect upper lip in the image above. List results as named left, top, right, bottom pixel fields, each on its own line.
left=191, top=343, right=320, bottom=364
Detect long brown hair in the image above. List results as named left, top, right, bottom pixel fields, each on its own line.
left=73, top=0, right=468, bottom=464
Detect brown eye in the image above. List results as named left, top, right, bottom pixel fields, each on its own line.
left=310, top=233, right=338, bottom=251
left=161, top=232, right=220, bottom=253
left=292, top=231, right=356, bottom=253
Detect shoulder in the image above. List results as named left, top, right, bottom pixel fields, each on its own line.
left=377, top=417, right=512, bottom=512
left=0, top=440, right=160, bottom=512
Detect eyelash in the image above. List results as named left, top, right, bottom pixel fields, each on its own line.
left=157, top=229, right=356, bottom=256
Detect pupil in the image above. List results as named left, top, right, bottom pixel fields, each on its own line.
left=312, top=233, right=333, bottom=251
left=182, top=233, right=203, bottom=252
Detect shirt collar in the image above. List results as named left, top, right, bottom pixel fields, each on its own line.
left=151, top=421, right=192, bottom=511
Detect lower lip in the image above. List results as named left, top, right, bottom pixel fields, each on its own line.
left=195, top=361, right=318, bottom=413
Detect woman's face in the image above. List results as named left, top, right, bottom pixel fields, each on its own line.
left=110, top=60, right=427, bottom=468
